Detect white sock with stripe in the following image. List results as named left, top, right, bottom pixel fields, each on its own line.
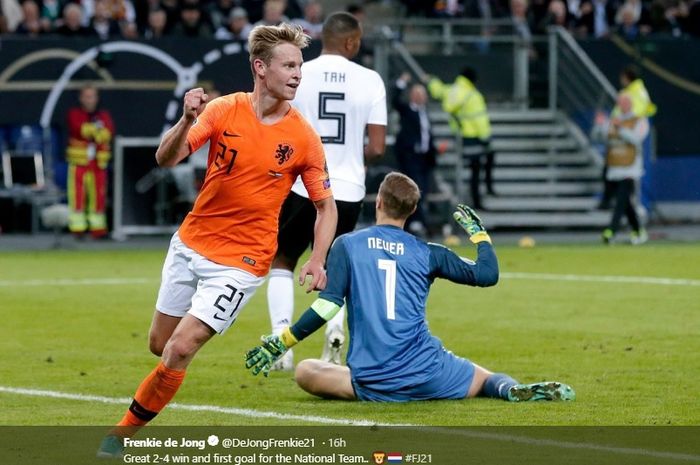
left=267, top=268, right=294, bottom=335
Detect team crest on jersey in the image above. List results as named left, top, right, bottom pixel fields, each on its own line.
left=275, top=143, right=294, bottom=165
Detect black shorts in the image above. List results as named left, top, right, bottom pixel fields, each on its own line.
left=276, top=191, right=362, bottom=263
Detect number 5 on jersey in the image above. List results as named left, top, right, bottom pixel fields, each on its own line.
left=318, top=92, right=346, bottom=144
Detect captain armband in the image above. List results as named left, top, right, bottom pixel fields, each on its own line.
left=311, top=298, right=341, bottom=321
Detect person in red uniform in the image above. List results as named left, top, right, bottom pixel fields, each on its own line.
left=65, top=84, right=114, bottom=238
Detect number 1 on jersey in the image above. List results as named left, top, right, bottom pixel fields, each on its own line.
left=378, top=259, right=396, bottom=320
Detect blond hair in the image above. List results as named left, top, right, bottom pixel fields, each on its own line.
left=248, top=23, right=310, bottom=66
left=378, top=172, right=421, bottom=220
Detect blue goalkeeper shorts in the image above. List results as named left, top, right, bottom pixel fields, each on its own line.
left=351, top=352, right=475, bottom=402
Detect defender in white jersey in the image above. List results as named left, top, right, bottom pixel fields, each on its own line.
left=267, top=11, right=387, bottom=369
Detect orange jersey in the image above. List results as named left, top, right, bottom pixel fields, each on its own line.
left=179, top=92, right=332, bottom=276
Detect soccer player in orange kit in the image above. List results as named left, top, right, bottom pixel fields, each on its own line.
left=98, top=23, right=337, bottom=458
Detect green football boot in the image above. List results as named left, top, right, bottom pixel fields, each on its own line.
left=601, top=228, right=614, bottom=245
left=507, top=381, right=576, bottom=402
left=96, top=434, right=124, bottom=459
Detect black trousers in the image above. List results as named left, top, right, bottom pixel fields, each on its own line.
left=463, top=138, right=494, bottom=209
left=397, top=151, right=433, bottom=231
left=609, top=178, right=641, bottom=233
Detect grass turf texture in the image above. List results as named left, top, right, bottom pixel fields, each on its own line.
left=1, top=244, right=698, bottom=426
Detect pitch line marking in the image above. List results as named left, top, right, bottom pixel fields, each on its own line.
left=1, top=272, right=699, bottom=288
left=0, top=386, right=378, bottom=426
left=0, top=278, right=157, bottom=287
left=1, top=386, right=699, bottom=462
left=501, top=272, right=700, bottom=286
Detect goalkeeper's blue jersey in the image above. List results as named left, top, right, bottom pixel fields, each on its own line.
left=319, top=224, right=498, bottom=395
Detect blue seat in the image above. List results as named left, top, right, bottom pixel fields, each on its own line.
left=8, top=124, right=44, bottom=155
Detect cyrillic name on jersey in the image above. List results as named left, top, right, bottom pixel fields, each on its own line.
left=323, top=72, right=346, bottom=83
left=367, top=237, right=405, bottom=255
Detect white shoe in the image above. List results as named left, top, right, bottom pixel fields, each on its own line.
left=631, top=229, right=648, bottom=245
left=270, top=349, right=294, bottom=371
left=321, top=330, right=345, bottom=365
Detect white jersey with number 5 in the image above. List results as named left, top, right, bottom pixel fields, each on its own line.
left=291, top=54, right=387, bottom=202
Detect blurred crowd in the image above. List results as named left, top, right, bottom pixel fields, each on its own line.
left=400, top=0, right=700, bottom=38
left=0, top=0, right=328, bottom=40
left=1, top=0, right=698, bottom=40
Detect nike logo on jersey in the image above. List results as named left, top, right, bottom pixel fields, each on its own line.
left=223, top=130, right=241, bottom=137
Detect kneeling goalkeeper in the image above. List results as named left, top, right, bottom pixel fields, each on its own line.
left=246, top=172, right=575, bottom=402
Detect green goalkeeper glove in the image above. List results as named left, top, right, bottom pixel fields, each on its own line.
left=453, top=204, right=491, bottom=244
left=244, top=328, right=298, bottom=377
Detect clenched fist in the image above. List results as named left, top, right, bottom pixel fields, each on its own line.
left=183, top=88, right=209, bottom=122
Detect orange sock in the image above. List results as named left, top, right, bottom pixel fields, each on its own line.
left=117, top=361, right=186, bottom=429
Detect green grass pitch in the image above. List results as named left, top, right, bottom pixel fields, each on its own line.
left=1, top=242, right=699, bottom=426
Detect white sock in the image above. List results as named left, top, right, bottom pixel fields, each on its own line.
left=325, top=305, right=346, bottom=337
left=267, top=268, right=294, bottom=335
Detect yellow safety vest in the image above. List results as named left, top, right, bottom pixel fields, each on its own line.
left=428, top=76, right=491, bottom=140
left=612, top=79, right=656, bottom=118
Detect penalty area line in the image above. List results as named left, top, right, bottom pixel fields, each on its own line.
left=2, top=386, right=700, bottom=462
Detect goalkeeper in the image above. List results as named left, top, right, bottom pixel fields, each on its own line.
left=246, top=172, right=575, bottom=402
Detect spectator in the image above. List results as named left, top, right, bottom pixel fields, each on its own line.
left=392, top=72, right=437, bottom=237
left=434, top=0, right=463, bottom=17
left=428, top=67, right=495, bottom=210
left=172, top=2, right=213, bottom=38
left=91, top=0, right=122, bottom=40
left=564, top=0, right=585, bottom=24
left=592, top=93, right=649, bottom=245
left=615, top=0, right=653, bottom=35
left=55, top=3, right=96, bottom=37
left=510, top=0, right=534, bottom=43
left=576, top=0, right=616, bottom=38
left=597, top=64, right=656, bottom=209
left=39, top=0, right=62, bottom=31
left=536, top=0, right=569, bottom=32
left=253, top=0, right=288, bottom=27
left=292, top=0, right=323, bottom=39
left=1, top=0, right=22, bottom=33
left=215, top=6, right=252, bottom=40
left=144, top=8, right=168, bottom=39
left=649, top=0, right=688, bottom=36
left=208, top=0, right=235, bottom=30
left=65, top=84, right=115, bottom=239
left=14, top=0, right=44, bottom=36
left=616, top=2, right=642, bottom=38
left=159, top=0, right=181, bottom=33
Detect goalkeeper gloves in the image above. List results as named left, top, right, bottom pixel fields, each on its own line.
left=453, top=204, right=491, bottom=244
left=245, top=328, right=298, bottom=377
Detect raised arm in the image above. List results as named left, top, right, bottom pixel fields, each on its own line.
left=428, top=204, right=499, bottom=286
left=155, top=88, right=208, bottom=167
